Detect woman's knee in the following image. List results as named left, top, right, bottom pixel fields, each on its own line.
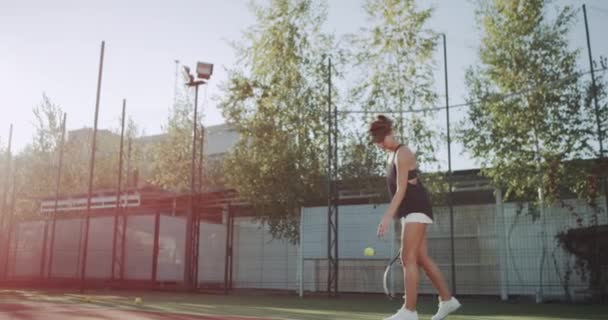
left=401, top=252, right=418, bottom=266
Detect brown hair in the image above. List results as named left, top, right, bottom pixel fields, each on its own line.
left=369, top=115, right=393, bottom=143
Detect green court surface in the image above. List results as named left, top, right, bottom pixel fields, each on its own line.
left=0, top=290, right=606, bottom=320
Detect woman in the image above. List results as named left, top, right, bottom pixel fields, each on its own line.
left=370, top=115, right=461, bottom=320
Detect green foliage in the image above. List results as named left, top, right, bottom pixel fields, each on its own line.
left=340, top=0, right=443, bottom=201
left=338, top=134, right=388, bottom=203
left=218, top=0, right=332, bottom=242
left=11, top=94, right=142, bottom=220
left=150, top=92, right=202, bottom=193
left=460, top=0, right=604, bottom=209
left=556, top=225, right=608, bottom=302
left=348, top=0, right=439, bottom=160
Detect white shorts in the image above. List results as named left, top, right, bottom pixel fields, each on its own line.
left=400, top=212, right=433, bottom=225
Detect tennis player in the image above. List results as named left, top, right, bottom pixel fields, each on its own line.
left=370, top=115, right=461, bottom=320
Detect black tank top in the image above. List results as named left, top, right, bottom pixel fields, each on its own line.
left=386, top=144, right=434, bottom=220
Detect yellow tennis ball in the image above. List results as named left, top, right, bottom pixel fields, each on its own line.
left=364, top=247, right=375, bottom=257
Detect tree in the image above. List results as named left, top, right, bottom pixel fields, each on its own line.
left=200, top=152, right=228, bottom=192
left=0, top=137, right=10, bottom=230
left=149, top=91, right=201, bottom=193
left=14, top=94, right=65, bottom=217
left=123, top=117, right=145, bottom=189
left=347, top=0, right=439, bottom=164
left=460, top=0, right=606, bottom=301
left=338, top=134, right=387, bottom=203
left=339, top=0, right=444, bottom=203
left=218, top=0, right=333, bottom=242
left=14, top=94, right=142, bottom=219
left=460, top=0, right=600, bottom=208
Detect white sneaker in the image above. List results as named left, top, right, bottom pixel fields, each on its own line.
left=431, top=297, right=461, bottom=320
left=383, top=308, right=418, bottom=320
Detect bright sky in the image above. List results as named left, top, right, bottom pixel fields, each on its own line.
left=1, top=0, right=607, bottom=171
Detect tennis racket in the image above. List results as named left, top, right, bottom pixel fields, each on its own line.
left=382, top=250, right=402, bottom=299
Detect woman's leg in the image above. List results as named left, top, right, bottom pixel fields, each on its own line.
left=401, top=222, right=426, bottom=311
left=417, top=231, right=451, bottom=301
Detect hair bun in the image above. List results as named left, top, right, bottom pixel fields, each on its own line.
left=376, top=115, right=392, bottom=125
left=368, top=114, right=393, bottom=142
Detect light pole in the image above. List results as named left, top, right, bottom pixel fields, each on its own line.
left=182, top=61, right=213, bottom=290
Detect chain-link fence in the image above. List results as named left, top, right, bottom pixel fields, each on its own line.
left=0, top=192, right=605, bottom=303
left=299, top=195, right=606, bottom=302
